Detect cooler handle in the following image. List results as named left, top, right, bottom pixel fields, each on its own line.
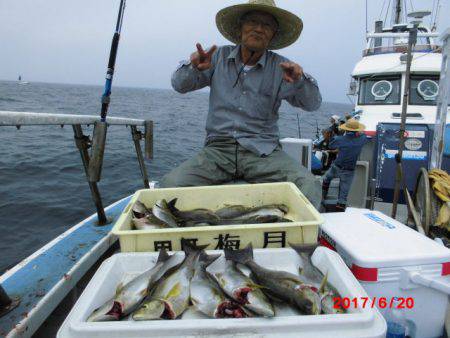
left=409, top=272, right=450, bottom=295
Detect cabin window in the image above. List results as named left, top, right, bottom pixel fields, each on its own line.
left=409, top=75, right=439, bottom=106
left=358, top=76, right=401, bottom=105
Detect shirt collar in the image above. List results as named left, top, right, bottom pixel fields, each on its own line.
left=227, top=45, right=268, bottom=68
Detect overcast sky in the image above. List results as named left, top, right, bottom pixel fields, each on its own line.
left=1, top=0, right=449, bottom=103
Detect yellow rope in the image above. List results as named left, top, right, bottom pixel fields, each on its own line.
left=429, top=169, right=450, bottom=231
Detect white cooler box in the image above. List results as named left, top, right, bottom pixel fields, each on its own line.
left=320, top=208, right=450, bottom=338
left=58, top=247, right=386, bottom=338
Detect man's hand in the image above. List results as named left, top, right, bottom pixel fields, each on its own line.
left=280, top=61, right=303, bottom=83
left=190, top=43, right=217, bottom=71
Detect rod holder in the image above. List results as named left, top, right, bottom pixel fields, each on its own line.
left=89, top=121, right=108, bottom=182
left=144, top=120, right=153, bottom=160
left=0, top=284, right=20, bottom=318
left=73, top=125, right=108, bottom=225
left=131, top=126, right=150, bottom=188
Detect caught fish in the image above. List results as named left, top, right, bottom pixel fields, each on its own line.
left=132, top=200, right=167, bottom=230
left=132, top=214, right=167, bottom=230
left=87, top=298, right=118, bottom=322
left=167, top=198, right=220, bottom=225
left=182, top=215, right=289, bottom=227
left=166, top=198, right=221, bottom=225
left=225, top=244, right=322, bottom=315
left=290, top=243, right=345, bottom=314
left=152, top=199, right=179, bottom=228
left=233, top=205, right=288, bottom=221
left=215, top=205, right=248, bottom=219
left=132, top=200, right=152, bottom=218
left=208, top=260, right=274, bottom=317
left=221, top=214, right=289, bottom=225
left=216, top=204, right=289, bottom=221
left=132, top=240, right=205, bottom=320
left=190, top=251, right=249, bottom=318
left=87, top=249, right=180, bottom=321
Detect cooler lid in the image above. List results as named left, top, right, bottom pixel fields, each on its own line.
left=321, top=208, right=450, bottom=268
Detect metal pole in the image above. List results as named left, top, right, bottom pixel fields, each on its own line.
left=369, top=178, right=376, bottom=210
left=394, top=0, right=403, bottom=24
left=392, top=25, right=418, bottom=219
left=131, top=126, right=150, bottom=188
left=73, top=125, right=108, bottom=225
left=430, top=29, right=450, bottom=169
left=144, top=120, right=153, bottom=160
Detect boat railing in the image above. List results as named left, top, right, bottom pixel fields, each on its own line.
left=363, top=31, right=441, bottom=56
left=363, top=44, right=441, bottom=56
left=0, top=111, right=154, bottom=225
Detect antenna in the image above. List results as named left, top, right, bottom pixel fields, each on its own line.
left=407, top=10, right=432, bottom=26
left=365, top=0, right=368, bottom=34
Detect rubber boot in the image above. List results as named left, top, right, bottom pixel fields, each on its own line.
left=336, top=203, right=346, bottom=212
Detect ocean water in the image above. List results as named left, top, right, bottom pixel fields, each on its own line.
left=0, top=80, right=351, bottom=272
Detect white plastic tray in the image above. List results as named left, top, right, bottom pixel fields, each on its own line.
left=58, top=247, right=386, bottom=338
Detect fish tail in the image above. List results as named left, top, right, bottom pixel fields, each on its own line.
left=199, top=251, right=221, bottom=268
left=181, top=238, right=208, bottom=255
left=224, top=243, right=253, bottom=265
left=156, top=248, right=170, bottom=263
left=319, top=271, right=328, bottom=293
left=166, top=198, right=179, bottom=213
left=289, top=242, right=318, bottom=256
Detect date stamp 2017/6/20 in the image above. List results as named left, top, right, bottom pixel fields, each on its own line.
left=333, top=297, right=414, bottom=309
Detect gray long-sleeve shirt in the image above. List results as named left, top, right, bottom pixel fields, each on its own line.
left=171, top=45, right=322, bottom=156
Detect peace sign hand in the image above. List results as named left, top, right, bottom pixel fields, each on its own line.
left=280, top=61, right=303, bottom=83
left=190, top=43, right=217, bottom=71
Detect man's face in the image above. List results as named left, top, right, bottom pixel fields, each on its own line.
left=240, top=11, right=278, bottom=52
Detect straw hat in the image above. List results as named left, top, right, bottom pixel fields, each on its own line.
left=216, top=0, right=303, bottom=50
left=339, top=119, right=366, bottom=132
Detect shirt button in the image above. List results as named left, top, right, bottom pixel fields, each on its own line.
left=238, top=107, right=242, bottom=111
left=242, top=91, right=246, bottom=95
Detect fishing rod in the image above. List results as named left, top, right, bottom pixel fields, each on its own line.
left=89, top=0, right=127, bottom=182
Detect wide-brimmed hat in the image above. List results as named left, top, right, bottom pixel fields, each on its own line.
left=216, top=0, right=303, bottom=50
left=339, top=119, right=366, bottom=132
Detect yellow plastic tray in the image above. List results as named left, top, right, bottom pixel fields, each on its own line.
left=112, top=182, right=323, bottom=252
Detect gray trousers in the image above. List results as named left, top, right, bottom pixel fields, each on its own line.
left=323, top=164, right=355, bottom=205
left=160, top=138, right=322, bottom=208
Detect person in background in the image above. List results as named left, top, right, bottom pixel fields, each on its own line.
left=321, top=119, right=368, bottom=212
left=329, top=115, right=340, bottom=136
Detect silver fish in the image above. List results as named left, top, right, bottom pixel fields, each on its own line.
left=166, top=198, right=221, bottom=225
left=132, top=240, right=205, bottom=320
left=87, top=249, right=179, bottom=321
left=225, top=244, right=322, bottom=315
left=290, top=243, right=345, bottom=314
left=215, top=205, right=248, bottom=219
left=132, top=200, right=152, bottom=218
left=152, top=199, right=179, bottom=228
left=87, top=298, right=118, bottom=322
left=132, top=216, right=165, bottom=230
left=190, top=251, right=249, bottom=318
left=208, top=261, right=274, bottom=317
left=233, top=207, right=286, bottom=220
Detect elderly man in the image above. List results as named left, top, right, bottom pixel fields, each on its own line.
left=161, top=0, right=322, bottom=207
